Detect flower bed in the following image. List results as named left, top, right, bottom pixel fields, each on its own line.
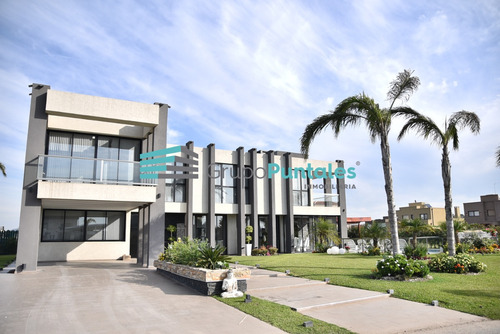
left=373, top=254, right=430, bottom=280
left=154, top=260, right=250, bottom=295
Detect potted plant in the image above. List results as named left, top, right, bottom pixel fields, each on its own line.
left=245, top=225, right=253, bottom=256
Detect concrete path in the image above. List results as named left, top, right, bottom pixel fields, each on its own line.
left=244, top=266, right=500, bottom=334
left=0, top=261, right=285, bottom=334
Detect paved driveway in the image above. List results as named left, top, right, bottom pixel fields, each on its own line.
left=0, top=261, right=284, bottom=334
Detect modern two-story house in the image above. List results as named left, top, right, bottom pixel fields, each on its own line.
left=16, top=84, right=348, bottom=272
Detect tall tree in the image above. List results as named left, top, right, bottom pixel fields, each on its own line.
left=360, top=221, right=388, bottom=248
left=496, top=146, right=500, bottom=167
left=0, top=162, right=6, bottom=177
left=300, top=69, right=420, bottom=255
left=400, top=218, right=433, bottom=248
left=398, top=111, right=480, bottom=255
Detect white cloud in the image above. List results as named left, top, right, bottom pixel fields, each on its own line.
left=0, top=0, right=499, bottom=227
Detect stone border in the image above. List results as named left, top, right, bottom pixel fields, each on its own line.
left=153, top=260, right=250, bottom=296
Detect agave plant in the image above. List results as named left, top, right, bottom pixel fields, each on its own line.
left=198, top=244, right=230, bottom=269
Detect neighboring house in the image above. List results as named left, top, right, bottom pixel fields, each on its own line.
left=17, top=84, right=348, bottom=272
left=396, top=201, right=458, bottom=226
left=463, top=194, right=500, bottom=226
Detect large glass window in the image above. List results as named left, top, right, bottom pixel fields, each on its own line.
left=215, top=215, right=227, bottom=249
left=46, top=131, right=141, bottom=183
left=244, top=166, right=252, bottom=205
left=293, top=169, right=309, bottom=206
left=41, top=210, right=125, bottom=242
left=258, top=215, right=268, bottom=246
left=165, top=162, right=186, bottom=202
left=215, top=164, right=237, bottom=204
left=193, top=214, right=207, bottom=240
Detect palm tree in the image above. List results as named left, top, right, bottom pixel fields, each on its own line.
left=0, top=162, right=6, bottom=177
left=398, top=111, right=480, bottom=255
left=496, top=146, right=500, bottom=167
left=300, top=69, right=421, bottom=255
left=438, top=220, right=469, bottom=245
left=400, top=218, right=434, bottom=248
left=361, top=221, right=388, bottom=248
left=314, top=218, right=341, bottom=247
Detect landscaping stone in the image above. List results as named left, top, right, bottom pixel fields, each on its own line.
left=154, top=260, right=250, bottom=296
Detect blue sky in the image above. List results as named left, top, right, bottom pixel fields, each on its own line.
left=1, top=0, right=499, bottom=230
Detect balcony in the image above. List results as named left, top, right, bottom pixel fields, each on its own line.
left=33, top=155, right=157, bottom=211
left=312, top=194, right=339, bottom=207
left=37, top=155, right=155, bottom=186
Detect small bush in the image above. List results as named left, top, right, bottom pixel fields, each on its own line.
left=315, top=243, right=329, bottom=253
left=251, top=245, right=278, bottom=256
left=159, top=238, right=207, bottom=266
left=375, top=254, right=429, bottom=279
left=428, top=253, right=487, bottom=274
left=198, top=244, right=230, bottom=269
left=404, top=244, right=428, bottom=259
left=368, top=246, right=381, bottom=256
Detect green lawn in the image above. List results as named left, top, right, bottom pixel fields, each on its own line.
left=230, top=253, right=500, bottom=319
left=0, top=254, right=16, bottom=269
left=215, top=295, right=353, bottom=334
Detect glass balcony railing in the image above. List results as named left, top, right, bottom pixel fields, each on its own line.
left=37, top=155, right=156, bottom=186
left=312, top=194, right=339, bottom=207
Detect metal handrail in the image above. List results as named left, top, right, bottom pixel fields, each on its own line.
left=37, top=154, right=156, bottom=186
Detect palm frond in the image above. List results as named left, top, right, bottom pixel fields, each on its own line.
left=300, top=94, right=375, bottom=157
left=397, top=112, right=444, bottom=145
left=496, top=146, right=500, bottom=167
left=387, top=69, right=421, bottom=109
left=445, top=111, right=480, bottom=150
left=0, top=162, right=5, bottom=177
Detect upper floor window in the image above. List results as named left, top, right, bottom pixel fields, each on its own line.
left=468, top=210, right=480, bottom=217
left=215, top=164, right=237, bottom=204
left=402, top=215, right=410, bottom=220
left=165, top=162, right=186, bottom=202
left=420, top=213, right=428, bottom=220
left=244, top=166, right=252, bottom=205
left=293, top=169, right=309, bottom=206
left=45, top=131, right=141, bottom=183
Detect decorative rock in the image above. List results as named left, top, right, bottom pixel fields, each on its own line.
left=339, top=248, right=346, bottom=254
left=303, top=321, right=313, bottom=328
left=327, top=246, right=340, bottom=255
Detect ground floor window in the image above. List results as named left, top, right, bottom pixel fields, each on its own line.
left=215, top=215, right=227, bottom=249
left=193, top=214, right=207, bottom=240
left=41, top=209, right=125, bottom=242
left=258, top=215, right=268, bottom=246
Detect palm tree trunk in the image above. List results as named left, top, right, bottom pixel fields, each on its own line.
left=380, top=134, right=400, bottom=255
left=441, top=146, right=455, bottom=256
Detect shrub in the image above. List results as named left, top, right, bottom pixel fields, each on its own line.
left=428, top=253, right=487, bottom=274
left=159, top=238, right=207, bottom=266
left=198, top=244, right=230, bottom=269
left=375, top=254, right=429, bottom=279
left=404, top=244, right=428, bottom=259
left=315, top=243, right=329, bottom=253
left=268, top=247, right=278, bottom=255
left=251, top=245, right=278, bottom=256
left=368, top=246, right=381, bottom=256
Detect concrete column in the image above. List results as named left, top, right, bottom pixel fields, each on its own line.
left=236, top=147, right=245, bottom=255
left=137, top=205, right=145, bottom=265
left=267, top=151, right=276, bottom=247
left=249, top=149, right=259, bottom=248
left=284, top=153, right=294, bottom=253
left=207, top=144, right=216, bottom=247
left=16, top=84, right=50, bottom=272
left=146, top=103, right=168, bottom=267
left=185, top=141, right=194, bottom=239
left=336, top=160, right=348, bottom=239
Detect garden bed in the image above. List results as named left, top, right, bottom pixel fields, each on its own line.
left=154, top=260, right=250, bottom=296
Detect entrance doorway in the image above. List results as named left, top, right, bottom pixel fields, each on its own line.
left=294, top=217, right=313, bottom=252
